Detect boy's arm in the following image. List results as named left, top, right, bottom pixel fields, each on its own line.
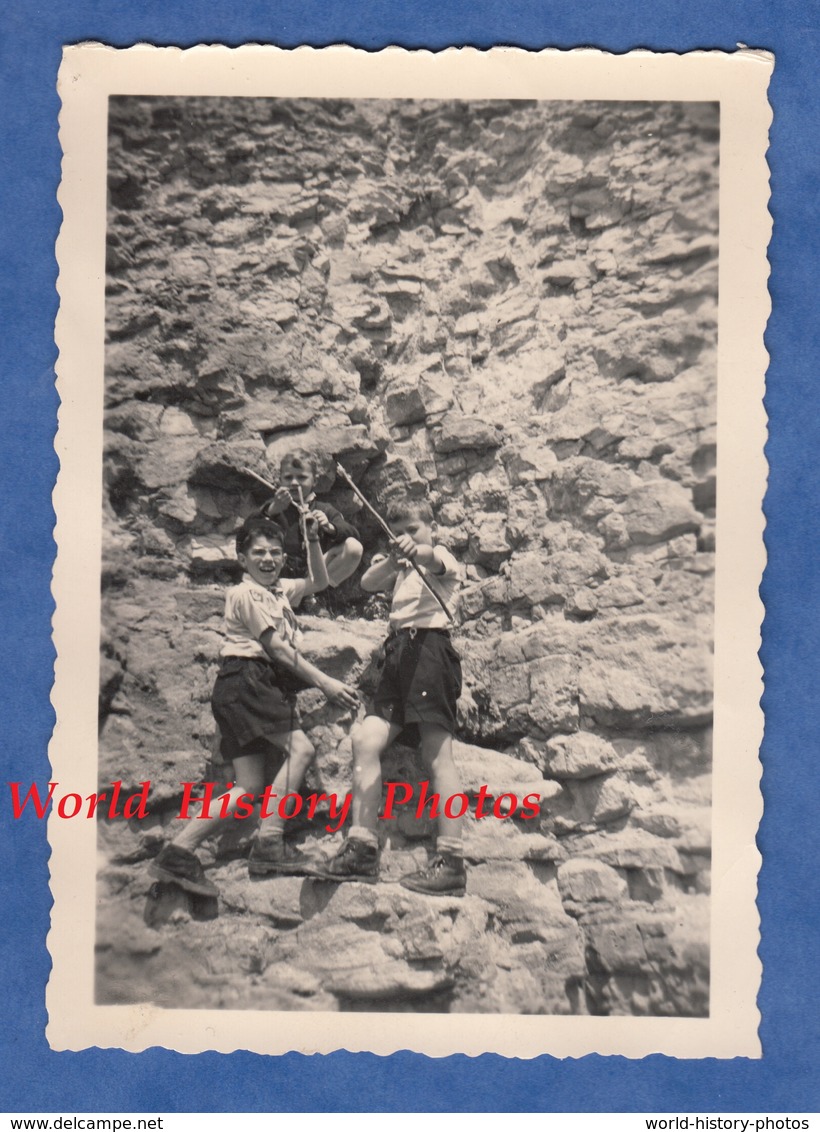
left=313, top=502, right=359, bottom=544
left=287, top=514, right=330, bottom=605
left=391, top=536, right=451, bottom=577
left=260, top=487, right=293, bottom=518
left=260, top=628, right=359, bottom=709
left=360, top=552, right=401, bottom=593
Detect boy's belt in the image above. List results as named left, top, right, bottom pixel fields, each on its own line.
left=218, top=655, right=307, bottom=694
left=388, top=626, right=450, bottom=640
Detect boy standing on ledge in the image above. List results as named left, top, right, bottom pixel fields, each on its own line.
left=318, top=498, right=467, bottom=896
left=150, top=514, right=358, bottom=897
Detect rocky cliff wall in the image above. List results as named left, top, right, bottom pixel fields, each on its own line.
left=97, top=96, right=718, bottom=1017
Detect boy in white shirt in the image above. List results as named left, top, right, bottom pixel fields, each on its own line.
left=150, top=514, right=358, bottom=896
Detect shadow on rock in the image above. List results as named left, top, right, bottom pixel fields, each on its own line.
left=144, top=880, right=219, bottom=926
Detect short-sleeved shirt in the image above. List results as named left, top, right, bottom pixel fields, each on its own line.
left=221, top=575, right=304, bottom=660
left=388, top=546, right=462, bottom=630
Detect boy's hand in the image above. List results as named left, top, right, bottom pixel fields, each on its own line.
left=309, top=509, right=335, bottom=535
left=318, top=677, right=359, bottom=709
left=391, top=529, right=434, bottom=566
left=264, top=487, right=292, bottom=516
left=391, top=534, right=418, bottom=562
left=304, top=513, right=321, bottom=540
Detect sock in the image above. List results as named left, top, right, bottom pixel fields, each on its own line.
left=348, top=825, right=379, bottom=848
left=257, top=825, right=284, bottom=845
left=437, top=835, right=463, bottom=859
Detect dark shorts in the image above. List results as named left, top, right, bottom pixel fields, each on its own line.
left=211, top=657, right=304, bottom=763
left=371, top=628, right=462, bottom=735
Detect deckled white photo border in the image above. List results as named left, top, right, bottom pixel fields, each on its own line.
left=49, top=44, right=770, bottom=1057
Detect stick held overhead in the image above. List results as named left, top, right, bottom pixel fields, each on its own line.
left=295, top=483, right=315, bottom=582
left=243, top=466, right=278, bottom=494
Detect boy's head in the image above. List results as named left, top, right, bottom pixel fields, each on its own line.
left=385, top=498, right=436, bottom=546
left=277, top=448, right=321, bottom=499
left=236, top=517, right=286, bottom=587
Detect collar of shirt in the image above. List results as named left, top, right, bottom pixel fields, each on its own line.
left=242, top=572, right=284, bottom=596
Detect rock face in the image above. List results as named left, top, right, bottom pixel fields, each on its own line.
left=96, top=97, right=717, bottom=1017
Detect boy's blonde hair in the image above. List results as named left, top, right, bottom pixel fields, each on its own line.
left=385, top=498, right=434, bottom=526
left=278, top=447, right=321, bottom=480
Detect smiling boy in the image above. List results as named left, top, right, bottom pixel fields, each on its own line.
left=150, top=514, right=358, bottom=896
left=318, top=498, right=468, bottom=896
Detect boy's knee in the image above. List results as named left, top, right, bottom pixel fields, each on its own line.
left=419, top=726, right=453, bottom=763
left=345, top=537, right=364, bottom=561
left=289, top=734, right=315, bottom=764
left=233, top=773, right=265, bottom=795
left=420, top=722, right=450, bottom=744
left=325, top=538, right=363, bottom=586
left=352, top=724, right=384, bottom=762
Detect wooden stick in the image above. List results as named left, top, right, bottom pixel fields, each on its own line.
left=295, top=483, right=315, bottom=583
left=334, top=462, right=454, bottom=624
left=242, top=466, right=278, bottom=493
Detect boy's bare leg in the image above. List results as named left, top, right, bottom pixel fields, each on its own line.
left=166, top=726, right=314, bottom=852
left=419, top=722, right=465, bottom=850
left=153, top=729, right=321, bottom=885
left=257, top=728, right=315, bottom=841
left=317, top=714, right=401, bottom=881
left=350, top=715, right=402, bottom=834
left=169, top=753, right=267, bottom=853
left=324, top=537, right=364, bottom=587
left=397, top=722, right=466, bottom=894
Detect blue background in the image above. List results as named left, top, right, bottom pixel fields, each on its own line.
left=0, top=0, right=817, bottom=1113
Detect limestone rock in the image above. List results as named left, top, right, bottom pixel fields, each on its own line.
left=265, top=423, right=387, bottom=470
left=433, top=412, right=504, bottom=454
left=632, top=805, right=711, bottom=852
left=294, top=616, right=383, bottom=680
left=542, top=259, right=594, bottom=287
left=508, top=551, right=565, bottom=605
left=463, top=818, right=566, bottom=863
left=271, top=894, right=457, bottom=1001
left=467, top=512, right=510, bottom=568
left=566, top=587, right=598, bottom=618
left=576, top=614, right=713, bottom=728
left=618, top=480, right=701, bottom=546
left=544, top=732, right=620, bottom=779
left=572, top=828, right=687, bottom=875
left=451, top=739, right=552, bottom=800
left=557, top=858, right=628, bottom=906
left=581, top=895, right=709, bottom=1016
left=524, top=656, right=581, bottom=733
left=361, top=453, right=428, bottom=505
left=553, top=773, right=635, bottom=829
left=226, top=389, right=321, bottom=435
left=502, top=436, right=559, bottom=482
left=383, top=370, right=449, bottom=428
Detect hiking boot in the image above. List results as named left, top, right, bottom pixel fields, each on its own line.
left=315, top=837, right=379, bottom=884
left=247, top=837, right=318, bottom=878
left=149, top=843, right=219, bottom=897
left=399, top=853, right=466, bottom=897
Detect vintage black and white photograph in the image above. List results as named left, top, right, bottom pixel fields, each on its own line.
left=49, top=46, right=768, bottom=1057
